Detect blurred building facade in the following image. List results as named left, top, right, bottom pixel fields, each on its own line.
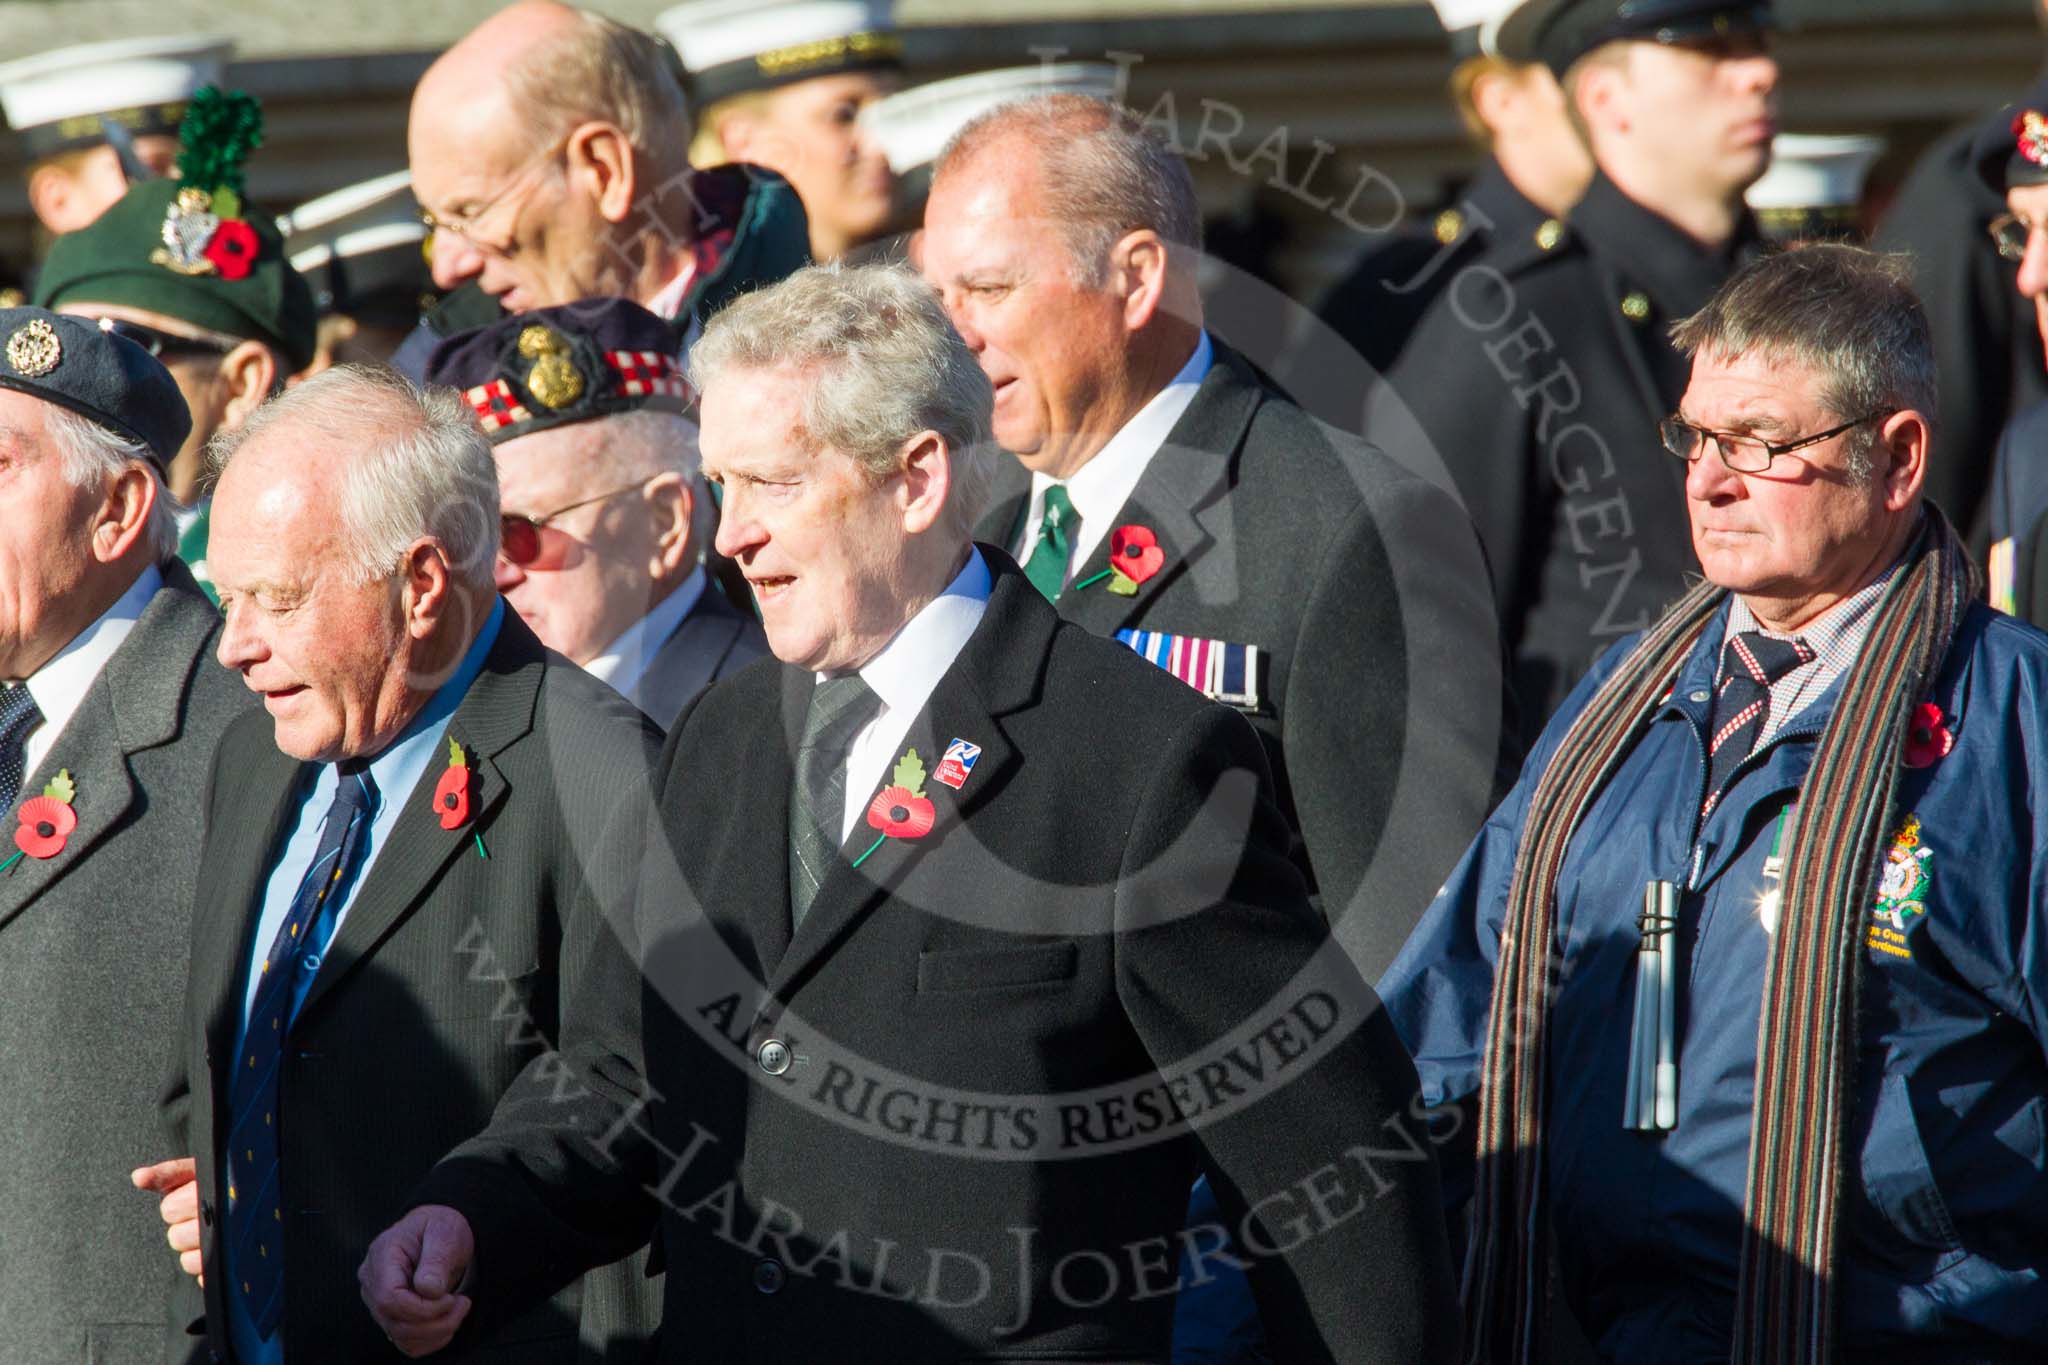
left=0, top=0, right=2036, bottom=304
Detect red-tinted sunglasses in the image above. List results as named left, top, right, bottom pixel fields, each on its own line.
left=499, top=480, right=653, bottom=569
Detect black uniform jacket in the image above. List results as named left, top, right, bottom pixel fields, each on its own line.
left=1367, top=170, right=1761, bottom=736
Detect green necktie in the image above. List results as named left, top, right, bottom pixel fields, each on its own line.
left=1022, top=484, right=1075, bottom=601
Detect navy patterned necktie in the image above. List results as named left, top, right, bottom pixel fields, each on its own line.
left=0, top=685, right=43, bottom=815
left=1705, top=630, right=1815, bottom=808
left=226, top=761, right=378, bottom=1339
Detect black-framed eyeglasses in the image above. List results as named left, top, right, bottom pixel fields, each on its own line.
left=1659, top=411, right=1884, bottom=474
left=1988, top=211, right=2045, bottom=263
left=499, top=479, right=654, bottom=568
left=95, top=316, right=235, bottom=359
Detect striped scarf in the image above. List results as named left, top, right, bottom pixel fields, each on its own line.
left=1462, top=507, right=1977, bottom=1365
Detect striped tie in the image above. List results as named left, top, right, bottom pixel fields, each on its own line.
left=788, top=675, right=880, bottom=930
left=1704, top=631, right=1814, bottom=812
left=225, top=761, right=378, bottom=1339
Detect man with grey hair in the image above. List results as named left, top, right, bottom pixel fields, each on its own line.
left=424, top=298, right=766, bottom=727
left=395, top=0, right=811, bottom=375
left=361, top=261, right=1460, bottom=1364
left=134, top=362, right=663, bottom=1365
left=0, top=308, right=252, bottom=1364
left=1382, top=243, right=2048, bottom=1360
left=921, top=92, right=1509, bottom=988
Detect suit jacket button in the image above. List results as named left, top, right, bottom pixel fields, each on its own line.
left=756, top=1039, right=791, bottom=1076
left=752, top=1258, right=786, bottom=1295
left=200, top=1199, right=215, bottom=1228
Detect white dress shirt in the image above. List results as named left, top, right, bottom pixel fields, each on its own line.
left=644, top=259, right=700, bottom=322
left=829, top=549, right=992, bottom=842
left=1011, top=331, right=1214, bottom=578
left=585, top=566, right=707, bottom=702
left=21, top=564, right=161, bottom=777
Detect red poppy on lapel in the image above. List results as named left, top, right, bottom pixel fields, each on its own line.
left=1107, top=524, right=1164, bottom=595
left=1903, top=702, right=1953, bottom=769
left=10, top=769, right=77, bottom=863
left=435, top=736, right=472, bottom=829
left=853, top=749, right=938, bottom=867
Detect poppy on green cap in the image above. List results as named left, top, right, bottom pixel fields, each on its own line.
left=30, top=88, right=316, bottom=372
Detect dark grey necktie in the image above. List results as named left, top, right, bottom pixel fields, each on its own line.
left=0, top=685, right=44, bottom=814
left=789, top=674, right=881, bottom=929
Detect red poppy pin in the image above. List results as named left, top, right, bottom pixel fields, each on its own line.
left=852, top=748, right=937, bottom=868
left=435, top=737, right=472, bottom=829
left=3, top=769, right=77, bottom=873
left=1074, top=524, right=1167, bottom=596
left=1903, top=702, right=1954, bottom=769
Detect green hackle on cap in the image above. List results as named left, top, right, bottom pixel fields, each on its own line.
left=174, top=86, right=264, bottom=201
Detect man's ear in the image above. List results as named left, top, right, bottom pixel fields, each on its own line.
left=1109, top=229, right=1171, bottom=333
left=1878, top=409, right=1930, bottom=511
left=567, top=122, right=638, bottom=223
left=898, top=431, right=950, bottom=536
left=90, top=463, right=159, bottom=564
left=219, top=341, right=281, bottom=427
left=645, top=471, right=695, bottom=581
left=27, top=164, right=81, bottom=235
left=400, top=537, right=456, bottom=640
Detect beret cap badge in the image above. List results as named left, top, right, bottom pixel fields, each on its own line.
left=2016, top=109, right=2048, bottom=171
left=147, top=87, right=265, bottom=282
left=518, top=324, right=585, bottom=410
left=5, top=318, right=61, bottom=378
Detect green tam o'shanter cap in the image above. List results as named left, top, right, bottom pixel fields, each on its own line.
left=32, top=87, right=316, bottom=372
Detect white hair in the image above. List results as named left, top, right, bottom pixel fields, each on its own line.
left=688, top=262, right=996, bottom=541
left=208, top=364, right=500, bottom=590
left=45, top=405, right=179, bottom=561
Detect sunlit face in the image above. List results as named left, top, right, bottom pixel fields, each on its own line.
left=1681, top=349, right=1904, bottom=614
left=410, top=102, right=607, bottom=312
left=920, top=146, right=1132, bottom=476
left=210, top=434, right=413, bottom=762
left=492, top=421, right=667, bottom=665
left=0, top=391, right=104, bottom=680
left=1603, top=36, right=1779, bottom=199
left=702, top=364, right=919, bottom=672
left=2005, top=182, right=2048, bottom=351
left=723, top=72, right=899, bottom=259
left=31, top=135, right=180, bottom=234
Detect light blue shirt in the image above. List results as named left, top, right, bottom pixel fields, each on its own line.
left=227, top=598, right=503, bottom=1365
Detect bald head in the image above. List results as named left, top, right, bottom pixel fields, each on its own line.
left=409, top=2, right=694, bottom=307
left=413, top=0, right=582, bottom=128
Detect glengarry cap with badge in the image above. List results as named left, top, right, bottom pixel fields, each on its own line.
left=1492, top=0, right=1774, bottom=76
left=31, top=88, right=318, bottom=372
left=657, top=0, right=899, bottom=105
left=0, top=34, right=230, bottom=161
left=0, top=305, right=193, bottom=471
left=1971, top=76, right=2048, bottom=266
left=422, top=298, right=691, bottom=444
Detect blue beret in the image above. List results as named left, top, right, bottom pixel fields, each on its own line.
left=0, top=306, right=191, bottom=469
left=423, top=297, right=690, bottom=444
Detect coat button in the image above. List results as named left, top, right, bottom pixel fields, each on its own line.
left=1689, top=689, right=1710, bottom=703
left=753, top=1258, right=786, bottom=1294
left=200, top=1199, right=215, bottom=1228
left=756, top=1039, right=791, bottom=1076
